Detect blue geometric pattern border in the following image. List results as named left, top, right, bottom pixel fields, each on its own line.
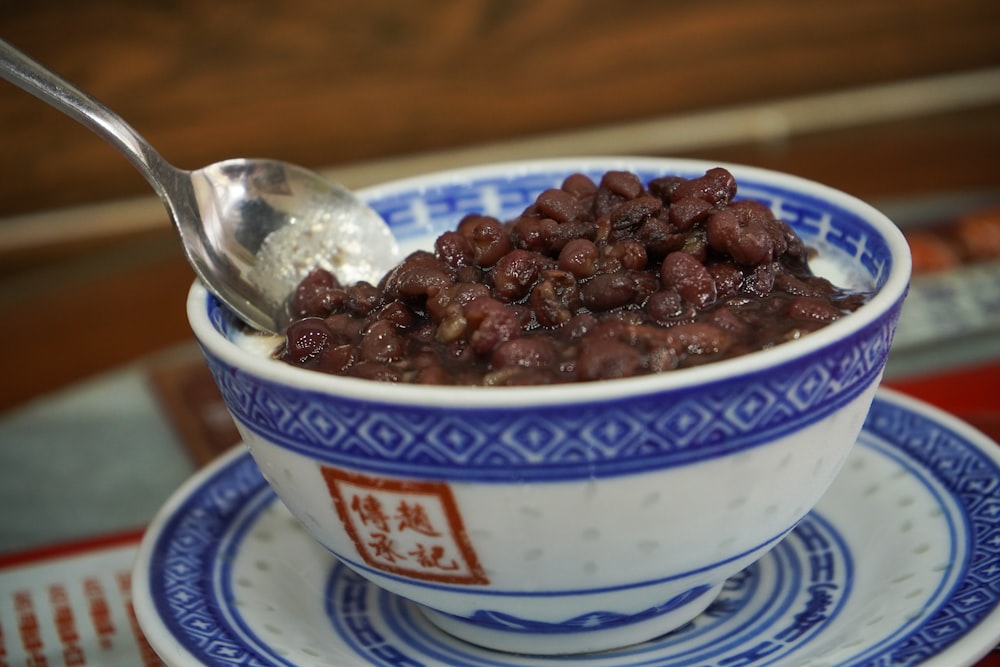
left=203, top=298, right=901, bottom=482
left=147, top=454, right=269, bottom=667
left=326, top=512, right=853, bottom=665
left=851, top=402, right=1000, bottom=666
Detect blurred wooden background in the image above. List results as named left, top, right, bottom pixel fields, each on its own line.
left=1, top=0, right=999, bottom=411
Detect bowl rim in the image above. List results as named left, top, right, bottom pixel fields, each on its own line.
left=187, top=156, right=911, bottom=409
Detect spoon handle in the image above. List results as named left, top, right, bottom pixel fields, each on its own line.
left=0, top=39, right=181, bottom=193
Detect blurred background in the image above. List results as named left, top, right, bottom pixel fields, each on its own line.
left=1, top=0, right=999, bottom=412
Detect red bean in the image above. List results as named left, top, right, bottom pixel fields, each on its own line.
left=577, top=339, right=642, bottom=380
left=491, top=336, right=558, bottom=369
left=464, top=296, right=523, bottom=355
left=670, top=167, right=737, bottom=208
left=645, top=347, right=679, bottom=373
left=288, top=268, right=345, bottom=318
left=582, top=318, right=632, bottom=344
left=558, top=238, right=600, bottom=278
left=786, top=296, right=844, bottom=323
left=325, top=313, right=364, bottom=345
left=733, top=201, right=791, bottom=256
left=647, top=175, right=685, bottom=201
left=709, top=308, right=750, bottom=335
left=775, top=272, right=830, bottom=298
left=660, top=252, right=717, bottom=308
left=581, top=273, right=639, bottom=311
left=511, top=216, right=560, bottom=254
left=536, top=188, right=588, bottom=223
left=457, top=213, right=497, bottom=240
left=709, top=262, right=744, bottom=297
left=646, top=289, right=684, bottom=325
left=415, top=364, right=450, bottom=385
left=470, top=217, right=512, bottom=267
left=426, top=281, right=491, bottom=322
left=637, top=218, right=685, bottom=259
left=316, top=343, right=356, bottom=374
left=670, top=322, right=732, bottom=356
left=707, top=209, right=774, bottom=266
left=548, top=220, right=598, bottom=252
left=594, top=172, right=642, bottom=217
left=639, top=322, right=731, bottom=358
left=277, top=167, right=866, bottom=386
left=604, top=240, right=648, bottom=271
left=610, top=196, right=662, bottom=232
left=373, top=301, right=416, bottom=329
left=435, top=231, right=475, bottom=271
left=669, top=196, right=715, bottom=231
left=630, top=271, right=659, bottom=304
left=561, top=173, right=598, bottom=199
left=383, top=251, right=453, bottom=299
left=561, top=312, right=599, bottom=341
left=283, top=317, right=331, bottom=363
left=743, top=262, right=777, bottom=298
left=529, top=270, right=581, bottom=327
left=345, top=282, right=382, bottom=316
left=602, top=171, right=644, bottom=199
left=492, top=249, right=544, bottom=302
left=360, top=319, right=406, bottom=363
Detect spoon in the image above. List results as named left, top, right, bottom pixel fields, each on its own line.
left=0, top=39, right=400, bottom=334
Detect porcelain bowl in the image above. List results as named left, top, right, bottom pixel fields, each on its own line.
left=186, top=157, right=911, bottom=655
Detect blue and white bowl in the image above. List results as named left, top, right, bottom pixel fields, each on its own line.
left=186, top=157, right=911, bottom=655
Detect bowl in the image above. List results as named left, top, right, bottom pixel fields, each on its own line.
left=186, top=157, right=911, bottom=655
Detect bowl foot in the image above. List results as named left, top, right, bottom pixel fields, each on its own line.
left=418, top=582, right=724, bottom=656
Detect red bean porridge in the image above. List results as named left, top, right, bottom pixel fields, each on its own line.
left=272, top=168, right=868, bottom=385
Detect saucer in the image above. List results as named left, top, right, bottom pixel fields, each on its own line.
left=132, top=388, right=1000, bottom=666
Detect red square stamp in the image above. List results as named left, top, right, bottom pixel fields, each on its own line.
left=321, top=466, right=489, bottom=585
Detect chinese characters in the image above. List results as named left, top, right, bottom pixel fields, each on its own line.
left=322, top=467, right=488, bottom=585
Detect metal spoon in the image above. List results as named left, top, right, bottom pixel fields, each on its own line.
left=0, top=39, right=400, bottom=334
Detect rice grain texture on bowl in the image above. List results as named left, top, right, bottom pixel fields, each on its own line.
left=187, top=157, right=911, bottom=655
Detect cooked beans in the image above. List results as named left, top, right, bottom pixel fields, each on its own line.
left=277, top=168, right=867, bottom=385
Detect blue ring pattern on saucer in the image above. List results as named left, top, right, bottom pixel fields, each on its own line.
left=855, top=401, right=1000, bottom=665
left=201, top=169, right=904, bottom=482
left=326, top=513, right=852, bottom=665
left=141, top=394, right=1000, bottom=666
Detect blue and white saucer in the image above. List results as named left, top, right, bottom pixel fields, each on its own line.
left=132, top=389, right=1000, bottom=666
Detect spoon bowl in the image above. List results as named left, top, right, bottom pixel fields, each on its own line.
left=0, top=39, right=399, bottom=333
